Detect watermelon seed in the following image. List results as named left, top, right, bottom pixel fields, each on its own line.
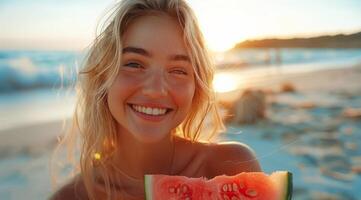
left=232, top=183, right=238, bottom=191
left=245, top=189, right=258, bottom=197
left=184, top=197, right=191, bottom=200
left=228, top=184, right=233, bottom=192
left=231, top=196, right=239, bottom=200
left=222, top=184, right=228, bottom=192
left=182, top=185, right=188, bottom=193
left=239, top=182, right=245, bottom=189
left=168, top=187, right=175, bottom=193
left=223, top=194, right=231, bottom=200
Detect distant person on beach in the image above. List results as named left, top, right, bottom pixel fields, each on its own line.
left=50, top=0, right=261, bottom=199
left=275, top=48, right=282, bottom=66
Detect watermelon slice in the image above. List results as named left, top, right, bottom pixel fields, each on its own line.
left=145, top=171, right=292, bottom=200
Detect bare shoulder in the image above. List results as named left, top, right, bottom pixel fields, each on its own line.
left=48, top=175, right=88, bottom=200
left=204, top=141, right=262, bottom=177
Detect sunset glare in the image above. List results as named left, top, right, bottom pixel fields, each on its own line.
left=213, top=73, right=239, bottom=93
left=0, top=0, right=360, bottom=51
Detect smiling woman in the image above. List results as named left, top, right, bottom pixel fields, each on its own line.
left=49, top=0, right=260, bottom=199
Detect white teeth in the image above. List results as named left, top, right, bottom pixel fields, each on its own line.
left=131, top=104, right=167, bottom=116
left=146, top=107, right=152, bottom=115
left=152, top=108, right=159, bottom=115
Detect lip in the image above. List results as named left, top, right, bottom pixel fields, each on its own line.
left=128, top=103, right=173, bottom=122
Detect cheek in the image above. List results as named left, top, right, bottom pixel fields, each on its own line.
left=107, top=78, right=132, bottom=116
left=108, top=74, right=138, bottom=99
left=171, top=81, right=195, bottom=111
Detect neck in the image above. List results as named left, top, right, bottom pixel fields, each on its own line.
left=112, top=128, right=176, bottom=181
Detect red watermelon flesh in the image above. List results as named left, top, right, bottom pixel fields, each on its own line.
left=145, top=171, right=292, bottom=200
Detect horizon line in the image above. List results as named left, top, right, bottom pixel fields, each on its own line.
left=1, top=29, right=360, bottom=52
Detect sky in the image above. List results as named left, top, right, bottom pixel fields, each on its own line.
left=0, top=0, right=361, bottom=52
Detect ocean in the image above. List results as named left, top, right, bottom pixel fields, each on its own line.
left=0, top=50, right=80, bottom=131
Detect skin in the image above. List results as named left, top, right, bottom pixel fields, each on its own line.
left=50, top=14, right=261, bottom=200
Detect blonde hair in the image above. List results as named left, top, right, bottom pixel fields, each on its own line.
left=53, top=0, right=225, bottom=199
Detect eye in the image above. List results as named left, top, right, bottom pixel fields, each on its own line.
left=123, top=62, right=143, bottom=69
left=170, top=68, right=188, bottom=75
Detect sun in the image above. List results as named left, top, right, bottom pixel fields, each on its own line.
left=207, top=38, right=236, bottom=52
left=197, top=16, right=244, bottom=52
left=204, top=31, right=242, bottom=52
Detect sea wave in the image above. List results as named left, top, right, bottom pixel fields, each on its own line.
left=0, top=51, right=80, bottom=93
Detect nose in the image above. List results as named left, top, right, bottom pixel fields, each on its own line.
left=142, top=69, right=168, bottom=98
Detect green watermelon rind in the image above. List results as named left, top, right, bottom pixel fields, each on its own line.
left=281, top=171, right=293, bottom=200
left=285, top=171, right=293, bottom=200
left=272, top=171, right=293, bottom=200
left=144, top=175, right=153, bottom=200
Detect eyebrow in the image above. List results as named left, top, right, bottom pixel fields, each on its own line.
left=122, top=46, right=190, bottom=62
left=170, top=54, right=191, bottom=62
left=122, top=46, right=149, bottom=56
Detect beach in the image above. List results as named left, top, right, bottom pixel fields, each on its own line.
left=1, top=63, right=361, bottom=199
left=217, top=64, right=361, bottom=199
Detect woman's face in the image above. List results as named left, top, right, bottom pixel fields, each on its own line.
left=107, top=14, right=195, bottom=143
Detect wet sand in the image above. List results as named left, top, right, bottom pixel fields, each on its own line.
left=218, top=64, right=361, bottom=200
left=0, top=120, right=69, bottom=157
left=216, top=64, right=361, bottom=103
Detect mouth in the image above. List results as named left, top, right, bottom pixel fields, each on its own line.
left=127, top=103, right=173, bottom=116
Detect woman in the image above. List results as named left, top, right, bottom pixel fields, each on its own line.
left=50, top=0, right=261, bottom=199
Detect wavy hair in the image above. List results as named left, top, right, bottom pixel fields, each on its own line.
left=52, top=0, right=225, bottom=199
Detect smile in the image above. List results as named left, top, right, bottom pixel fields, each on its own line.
left=129, top=104, right=173, bottom=116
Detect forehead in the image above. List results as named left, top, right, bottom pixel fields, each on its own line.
left=122, top=14, right=188, bottom=57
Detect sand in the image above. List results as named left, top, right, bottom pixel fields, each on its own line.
left=216, top=64, right=361, bottom=103
left=0, top=119, right=70, bottom=157
left=0, top=64, right=361, bottom=199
